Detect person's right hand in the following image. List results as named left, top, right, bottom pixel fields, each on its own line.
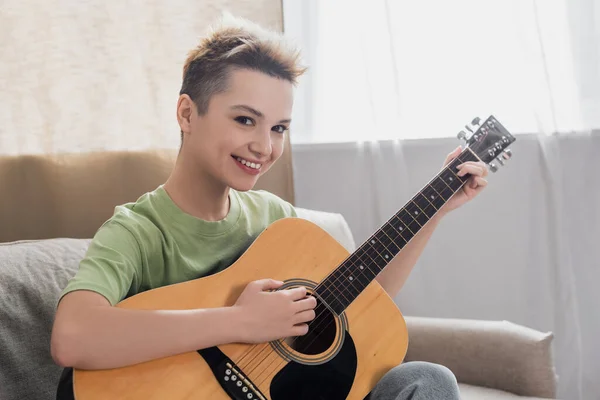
left=233, top=279, right=317, bottom=343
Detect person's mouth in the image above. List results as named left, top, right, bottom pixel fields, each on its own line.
left=232, top=155, right=263, bottom=175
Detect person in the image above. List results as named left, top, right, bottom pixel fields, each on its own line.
left=51, top=12, right=488, bottom=400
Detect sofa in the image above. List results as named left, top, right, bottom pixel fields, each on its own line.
left=0, top=150, right=557, bottom=399
left=0, top=207, right=557, bottom=400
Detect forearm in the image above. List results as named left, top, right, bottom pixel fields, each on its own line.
left=52, top=299, right=243, bottom=370
left=376, top=213, right=444, bottom=297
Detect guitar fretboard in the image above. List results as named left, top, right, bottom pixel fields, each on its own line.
left=315, top=148, right=480, bottom=315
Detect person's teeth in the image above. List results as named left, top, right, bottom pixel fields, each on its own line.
left=235, top=157, right=261, bottom=169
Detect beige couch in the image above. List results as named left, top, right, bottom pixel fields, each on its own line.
left=0, top=152, right=557, bottom=399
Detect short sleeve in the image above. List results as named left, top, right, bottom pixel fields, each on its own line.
left=266, top=191, right=297, bottom=219
left=60, top=221, right=141, bottom=306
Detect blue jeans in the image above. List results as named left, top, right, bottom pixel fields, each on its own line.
left=366, top=361, right=461, bottom=400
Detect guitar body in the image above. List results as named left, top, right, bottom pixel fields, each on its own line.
left=73, top=217, right=409, bottom=400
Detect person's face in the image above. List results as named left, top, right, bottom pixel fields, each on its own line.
left=178, top=68, right=293, bottom=192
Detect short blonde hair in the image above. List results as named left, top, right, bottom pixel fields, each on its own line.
left=180, top=13, right=306, bottom=122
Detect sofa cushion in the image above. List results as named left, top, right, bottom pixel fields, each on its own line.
left=0, top=238, right=90, bottom=400
left=0, top=210, right=356, bottom=400
left=459, top=383, right=553, bottom=400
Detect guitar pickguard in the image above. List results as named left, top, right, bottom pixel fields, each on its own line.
left=270, top=330, right=357, bottom=400
left=198, top=330, right=357, bottom=400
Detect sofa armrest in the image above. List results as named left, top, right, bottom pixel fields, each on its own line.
left=403, top=316, right=557, bottom=399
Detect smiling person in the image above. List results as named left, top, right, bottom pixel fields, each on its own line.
left=51, top=13, right=488, bottom=400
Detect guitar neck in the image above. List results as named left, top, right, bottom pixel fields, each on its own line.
left=315, top=147, right=480, bottom=315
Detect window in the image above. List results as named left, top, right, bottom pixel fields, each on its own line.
left=283, top=0, right=590, bottom=144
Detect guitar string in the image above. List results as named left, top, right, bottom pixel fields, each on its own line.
left=247, top=137, right=495, bottom=386
left=238, top=173, right=467, bottom=385
left=235, top=153, right=471, bottom=379
left=263, top=170, right=472, bottom=389
left=237, top=154, right=470, bottom=381
left=233, top=151, right=475, bottom=385
left=285, top=152, right=472, bottom=348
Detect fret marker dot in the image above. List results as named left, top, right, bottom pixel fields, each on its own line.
left=414, top=210, right=418, bottom=215
left=430, top=195, right=435, bottom=199
left=371, top=240, right=375, bottom=244
left=449, top=177, right=454, bottom=181
left=349, top=276, right=354, bottom=281
left=359, top=265, right=364, bottom=270
left=399, top=227, right=403, bottom=231
left=385, top=254, right=389, bottom=259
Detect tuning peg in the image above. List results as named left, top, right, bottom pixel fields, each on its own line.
left=471, top=117, right=481, bottom=126
left=457, top=130, right=468, bottom=141
left=501, top=149, right=512, bottom=160
left=489, top=162, right=498, bottom=173
left=497, top=157, right=505, bottom=166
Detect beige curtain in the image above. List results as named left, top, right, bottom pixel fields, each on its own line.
left=0, top=0, right=296, bottom=242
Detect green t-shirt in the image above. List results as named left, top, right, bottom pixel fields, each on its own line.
left=60, top=185, right=297, bottom=306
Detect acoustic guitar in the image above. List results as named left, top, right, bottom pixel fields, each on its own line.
left=72, top=115, right=515, bottom=399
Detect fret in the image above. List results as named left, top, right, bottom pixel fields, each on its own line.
left=405, top=200, right=429, bottom=226
left=365, top=240, right=390, bottom=267
left=382, top=223, right=407, bottom=247
left=368, top=238, right=394, bottom=268
left=422, top=185, right=445, bottom=210
left=316, top=149, right=483, bottom=315
left=346, top=261, right=372, bottom=292
left=357, top=245, right=386, bottom=273
left=376, top=230, right=401, bottom=254
left=333, top=264, right=362, bottom=299
left=319, top=289, right=345, bottom=315
left=431, top=176, right=455, bottom=201
left=447, top=157, right=467, bottom=180
left=398, top=208, right=421, bottom=234
left=386, top=217, right=410, bottom=243
left=459, top=149, right=480, bottom=163
left=416, top=192, right=438, bottom=218
left=350, top=257, right=377, bottom=281
left=324, top=270, right=357, bottom=303
left=414, top=192, right=434, bottom=215
left=439, top=168, right=464, bottom=191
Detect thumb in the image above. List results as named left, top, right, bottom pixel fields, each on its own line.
left=254, top=278, right=284, bottom=291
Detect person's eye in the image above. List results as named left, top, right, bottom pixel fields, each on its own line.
left=234, top=116, right=255, bottom=126
left=272, top=125, right=289, bottom=134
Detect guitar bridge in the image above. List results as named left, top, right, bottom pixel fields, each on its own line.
left=222, top=362, right=266, bottom=400
left=198, top=347, right=267, bottom=400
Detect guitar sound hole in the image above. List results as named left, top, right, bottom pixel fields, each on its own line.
left=286, top=300, right=337, bottom=355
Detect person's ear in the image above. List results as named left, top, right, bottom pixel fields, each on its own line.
left=177, top=94, right=195, bottom=134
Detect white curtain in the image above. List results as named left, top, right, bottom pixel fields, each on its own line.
left=285, top=1, right=600, bottom=399
left=283, top=0, right=598, bottom=143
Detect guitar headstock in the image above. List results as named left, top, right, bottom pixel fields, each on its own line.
left=457, top=115, right=516, bottom=172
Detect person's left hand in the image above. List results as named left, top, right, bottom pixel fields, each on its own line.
left=438, top=146, right=489, bottom=216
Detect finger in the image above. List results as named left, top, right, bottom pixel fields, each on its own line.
left=294, top=309, right=316, bottom=324
left=465, top=176, right=487, bottom=190
left=443, top=146, right=462, bottom=166
left=479, top=162, right=489, bottom=177
left=285, top=286, right=308, bottom=301
left=253, top=279, right=284, bottom=291
left=294, top=296, right=317, bottom=312
left=456, top=163, right=486, bottom=177
left=291, top=323, right=309, bottom=337
left=473, top=177, right=488, bottom=189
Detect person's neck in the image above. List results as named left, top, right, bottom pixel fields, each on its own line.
left=163, top=159, right=230, bottom=222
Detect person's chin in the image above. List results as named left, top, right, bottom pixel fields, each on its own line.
left=228, top=177, right=259, bottom=192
